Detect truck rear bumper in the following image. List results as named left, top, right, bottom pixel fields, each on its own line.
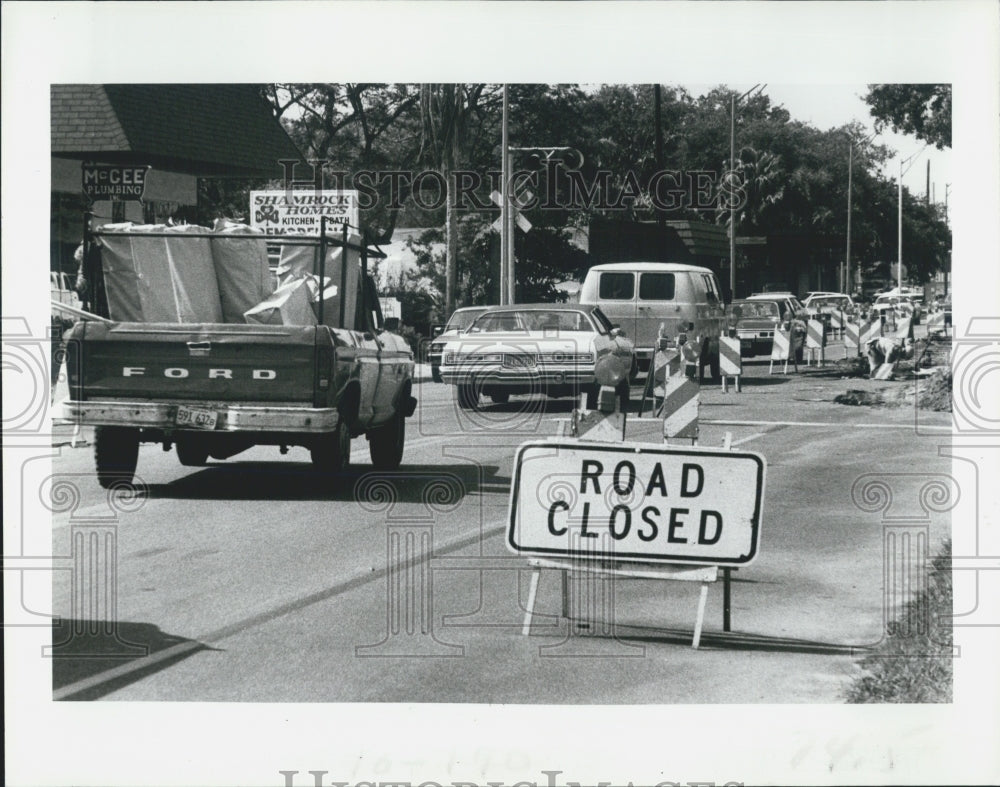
left=60, top=399, right=339, bottom=433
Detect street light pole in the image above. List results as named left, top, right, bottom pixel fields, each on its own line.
left=500, top=84, right=509, bottom=306
left=897, top=157, right=903, bottom=292
left=845, top=142, right=853, bottom=296
left=729, top=93, right=736, bottom=299
left=728, top=84, right=763, bottom=300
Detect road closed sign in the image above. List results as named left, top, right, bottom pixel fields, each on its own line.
left=508, top=441, right=765, bottom=565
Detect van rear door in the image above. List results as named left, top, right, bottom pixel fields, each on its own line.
left=593, top=270, right=637, bottom=346
left=635, top=270, right=680, bottom=350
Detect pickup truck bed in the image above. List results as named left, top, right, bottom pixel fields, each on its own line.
left=63, top=319, right=416, bottom=487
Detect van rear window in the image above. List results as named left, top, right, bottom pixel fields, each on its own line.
left=639, top=273, right=675, bottom=300
left=599, top=272, right=635, bottom=300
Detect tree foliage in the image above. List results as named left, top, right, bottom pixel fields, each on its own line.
left=194, top=83, right=952, bottom=312
left=863, top=84, right=952, bottom=149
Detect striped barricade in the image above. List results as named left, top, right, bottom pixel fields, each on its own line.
left=805, top=319, right=826, bottom=366
left=925, top=311, right=946, bottom=336
left=769, top=326, right=799, bottom=374
left=843, top=320, right=861, bottom=356
left=828, top=309, right=844, bottom=338
left=639, top=348, right=681, bottom=416
left=860, top=318, right=883, bottom=347
left=659, top=376, right=699, bottom=443
left=680, top=335, right=703, bottom=379
left=719, top=335, right=742, bottom=393
left=893, top=315, right=913, bottom=340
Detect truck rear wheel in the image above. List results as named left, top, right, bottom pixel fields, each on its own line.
left=94, top=426, right=140, bottom=488
left=368, top=409, right=405, bottom=470
left=175, top=436, right=209, bottom=467
left=311, top=420, right=351, bottom=472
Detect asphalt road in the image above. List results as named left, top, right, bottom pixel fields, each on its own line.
left=48, top=343, right=953, bottom=702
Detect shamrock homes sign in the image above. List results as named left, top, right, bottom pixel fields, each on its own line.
left=82, top=163, right=150, bottom=202
left=249, top=190, right=359, bottom=233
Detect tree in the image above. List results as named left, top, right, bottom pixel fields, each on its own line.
left=269, top=83, right=423, bottom=243
left=863, top=84, right=952, bottom=149
left=417, top=84, right=494, bottom=315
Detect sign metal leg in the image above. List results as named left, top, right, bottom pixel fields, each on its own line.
left=692, top=581, right=710, bottom=649
left=521, top=568, right=542, bottom=636
left=723, top=567, right=732, bottom=632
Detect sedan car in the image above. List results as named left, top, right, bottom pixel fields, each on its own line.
left=428, top=306, right=489, bottom=382
left=728, top=294, right=806, bottom=361
left=873, top=293, right=922, bottom=322
left=438, top=304, right=634, bottom=410
left=801, top=292, right=856, bottom=333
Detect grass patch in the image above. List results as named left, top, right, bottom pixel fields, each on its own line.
left=845, top=540, right=953, bottom=703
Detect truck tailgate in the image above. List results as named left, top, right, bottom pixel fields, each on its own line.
left=71, top=322, right=319, bottom=403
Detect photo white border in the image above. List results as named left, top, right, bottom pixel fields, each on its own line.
left=3, top=2, right=998, bottom=785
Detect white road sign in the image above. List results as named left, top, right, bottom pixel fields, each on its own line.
left=250, top=190, right=359, bottom=233
left=508, top=441, right=765, bottom=565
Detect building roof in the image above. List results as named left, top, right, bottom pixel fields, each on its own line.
left=51, top=84, right=303, bottom=177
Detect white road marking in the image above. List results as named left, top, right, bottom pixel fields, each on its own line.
left=703, top=419, right=953, bottom=431
left=730, top=432, right=766, bottom=446
left=53, top=519, right=509, bottom=700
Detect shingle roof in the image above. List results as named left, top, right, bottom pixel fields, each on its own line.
left=51, top=84, right=303, bottom=177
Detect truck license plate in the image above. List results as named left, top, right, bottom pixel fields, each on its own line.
left=175, top=405, right=218, bottom=430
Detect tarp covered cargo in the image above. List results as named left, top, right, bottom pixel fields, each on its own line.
left=99, top=224, right=224, bottom=323
left=210, top=219, right=275, bottom=323
left=277, top=237, right=361, bottom=329
left=244, top=277, right=316, bottom=326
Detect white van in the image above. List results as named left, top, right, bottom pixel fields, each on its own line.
left=578, top=262, right=725, bottom=378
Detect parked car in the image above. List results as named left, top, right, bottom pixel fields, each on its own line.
left=578, top=261, right=724, bottom=380
left=428, top=306, right=489, bottom=383
left=872, top=293, right=922, bottom=322
left=728, top=293, right=807, bottom=361
left=801, top=292, right=856, bottom=332
left=438, top=304, right=634, bottom=410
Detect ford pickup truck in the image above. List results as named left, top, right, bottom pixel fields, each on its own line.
left=61, top=218, right=416, bottom=488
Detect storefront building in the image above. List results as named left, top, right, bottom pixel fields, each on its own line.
left=51, top=83, right=302, bottom=275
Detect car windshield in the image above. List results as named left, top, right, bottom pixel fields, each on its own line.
left=446, top=309, right=487, bottom=331
left=733, top=301, right=780, bottom=319
left=469, top=309, right=592, bottom=333
left=810, top=296, right=851, bottom=310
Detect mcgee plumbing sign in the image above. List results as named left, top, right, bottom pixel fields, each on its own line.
left=250, top=190, right=359, bottom=233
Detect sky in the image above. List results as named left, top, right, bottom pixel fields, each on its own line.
left=749, top=83, right=952, bottom=203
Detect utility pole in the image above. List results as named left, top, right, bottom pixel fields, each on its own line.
left=500, top=84, right=510, bottom=305
left=729, top=93, right=736, bottom=300
left=654, top=84, right=665, bottom=235
left=898, top=157, right=904, bottom=292
left=944, top=183, right=951, bottom=296
left=728, top=84, right=763, bottom=300
left=926, top=159, right=930, bottom=206
left=845, top=142, right=853, bottom=296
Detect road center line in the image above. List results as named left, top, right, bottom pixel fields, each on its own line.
left=53, top=521, right=508, bottom=700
